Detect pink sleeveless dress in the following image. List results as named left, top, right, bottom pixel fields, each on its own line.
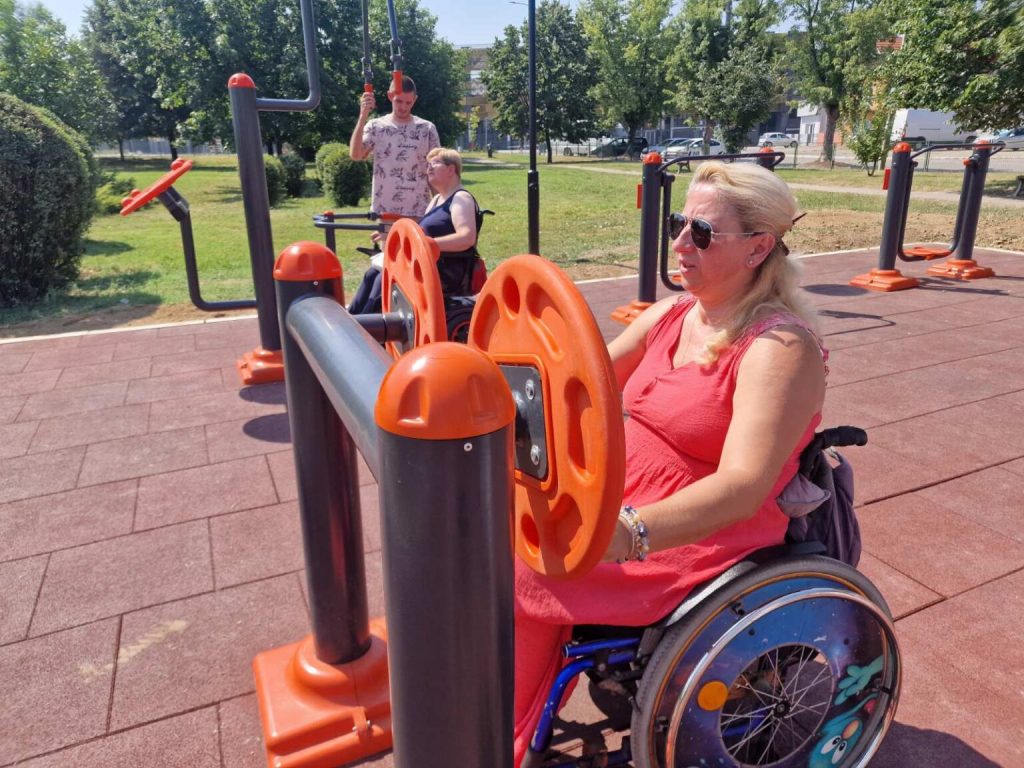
left=512, top=296, right=827, bottom=764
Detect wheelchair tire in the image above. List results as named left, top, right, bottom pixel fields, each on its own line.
left=631, top=555, right=900, bottom=768
left=445, top=298, right=476, bottom=344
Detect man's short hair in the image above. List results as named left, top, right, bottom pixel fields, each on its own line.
left=388, top=75, right=417, bottom=95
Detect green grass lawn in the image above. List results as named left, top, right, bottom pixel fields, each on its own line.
left=1, top=153, right=1020, bottom=329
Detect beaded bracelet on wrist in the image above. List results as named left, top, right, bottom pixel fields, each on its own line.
left=616, top=504, right=650, bottom=563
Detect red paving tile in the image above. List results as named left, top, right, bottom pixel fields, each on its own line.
left=134, top=455, right=277, bottom=530
left=0, top=368, right=60, bottom=397
left=0, top=554, right=47, bottom=644
left=23, top=344, right=116, bottom=372
left=0, top=480, right=137, bottom=562
left=0, top=446, right=86, bottom=504
left=109, top=574, right=308, bottom=730
left=858, top=493, right=1024, bottom=596
left=18, top=380, right=128, bottom=421
left=873, top=569, right=1024, bottom=766
left=29, top=403, right=150, bottom=453
left=0, top=618, right=119, bottom=765
left=77, top=426, right=209, bottom=486
left=210, top=501, right=304, bottom=587
left=0, top=394, right=26, bottom=424
left=30, top=520, right=213, bottom=635
left=0, top=420, right=38, bottom=459
left=13, top=707, right=222, bottom=768
left=2, top=249, right=1023, bottom=766
left=124, top=368, right=226, bottom=404
left=148, top=389, right=270, bottom=432
left=53, top=357, right=152, bottom=389
left=204, top=413, right=291, bottom=463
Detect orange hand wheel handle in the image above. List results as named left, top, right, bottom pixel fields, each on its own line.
left=468, top=255, right=626, bottom=578
left=381, top=218, right=447, bottom=358
left=120, top=158, right=193, bottom=216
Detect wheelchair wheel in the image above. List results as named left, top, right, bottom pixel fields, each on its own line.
left=445, top=297, right=476, bottom=344
left=631, top=556, right=900, bottom=768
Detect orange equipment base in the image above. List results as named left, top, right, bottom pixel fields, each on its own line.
left=925, top=259, right=996, bottom=280
left=904, top=245, right=952, bottom=260
left=611, top=299, right=653, bottom=325
left=849, top=268, right=920, bottom=292
left=253, top=618, right=392, bottom=768
left=237, top=347, right=285, bottom=385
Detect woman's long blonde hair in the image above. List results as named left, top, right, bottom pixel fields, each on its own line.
left=688, top=161, right=816, bottom=365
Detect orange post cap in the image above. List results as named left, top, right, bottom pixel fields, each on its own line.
left=643, top=151, right=662, bottom=165
left=273, top=241, right=343, bottom=282
left=228, top=73, right=256, bottom=89
left=375, top=342, right=515, bottom=440
left=893, top=142, right=912, bottom=153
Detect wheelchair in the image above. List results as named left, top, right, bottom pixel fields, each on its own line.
left=525, top=437, right=901, bottom=768
left=312, top=209, right=492, bottom=343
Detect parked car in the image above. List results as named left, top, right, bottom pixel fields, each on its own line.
left=589, top=136, right=649, bottom=158
left=758, top=132, right=799, bottom=148
left=980, top=127, right=1024, bottom=150
left=890, top=109, right=976, bottom=147
left=684, top=138, right=726, bottom=156
left=641, top=138, right=692, bottom=160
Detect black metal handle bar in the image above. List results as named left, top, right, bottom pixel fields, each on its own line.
left=660, top=150, right=785, bottom=173
left=910, top=142, right=1006, bottom=160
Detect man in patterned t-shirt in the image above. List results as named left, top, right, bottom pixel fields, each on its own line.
left=349, top=75, right=440, bottom=220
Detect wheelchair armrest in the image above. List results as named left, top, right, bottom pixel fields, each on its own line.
left=356, top=245, right=380, bottom=258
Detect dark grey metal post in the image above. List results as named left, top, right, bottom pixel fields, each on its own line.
left=637, top=156, right=666, bottom=304
left=229, top=0, right=322, bottom=374
left=376, top=344, right=515, bottom=768
left=877, top=143, right=914, bottom=271
left=951, top=143, right=993, bottom=264
left=275, top=245, right=389, bottom=664
left=229, top=77, right=282, bottom=353
left=527, top=0, right=539, bottom=254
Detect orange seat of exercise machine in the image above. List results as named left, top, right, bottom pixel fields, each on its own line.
left=904, top=246, right=952, bottom=259
left=120, top=158, right=193, bottom=216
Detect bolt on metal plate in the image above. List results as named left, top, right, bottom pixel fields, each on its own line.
left=499, top=364, right=548, bottom=481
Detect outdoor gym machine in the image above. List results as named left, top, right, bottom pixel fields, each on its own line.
left=849, top=139, right=1005, bottom=292
left=120, top=159, right=257, bottom=314
left=252, top=222, right=625, bottom=768
left=117, top=0, right=321, bottom=385
left=611, top=147, right=784, bottom=324
left=227, top=0, right=320, bottom=385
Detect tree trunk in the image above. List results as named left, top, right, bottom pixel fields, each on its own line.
left=545, top=136, right=553, bottom=164
left=820, top=104, right=840, bottom=165
left=702, top=121, right=715, bottom=155
left=118, top=137, right=125, bottom=161
left=168, top=128, right=178, bottom=161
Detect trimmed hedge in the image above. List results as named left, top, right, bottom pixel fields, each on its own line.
left=263, top=155, right=286, bottom=207
left=0, top=94, right=97, bottom=307
left=280, top=153, right=306, bottom=197
left=316, top=143, right=370, bottom=208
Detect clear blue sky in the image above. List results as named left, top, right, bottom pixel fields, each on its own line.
left=37, top=0, right=580, bottom=46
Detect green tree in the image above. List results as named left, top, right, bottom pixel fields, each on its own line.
left=83, top=0, right=215, bottom=159
left=579, top=0, right=673, bottom=148
left=0, top=0, right=117, bottom=144
left=482, top=0, right=597, bottom=163
left=879, top=0, right=1024, bottom=131
left=670, top=0, right=783, bottom=153
left=785, top=0, right=890, bottom=162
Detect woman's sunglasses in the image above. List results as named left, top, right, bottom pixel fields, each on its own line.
left=667, top=212, right=760, bottom=250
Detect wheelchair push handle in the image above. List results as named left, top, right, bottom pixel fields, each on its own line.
left=818, top=425, right=868, bottom=449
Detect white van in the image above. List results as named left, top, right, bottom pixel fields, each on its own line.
left=890, top=109, right=977, bottom=147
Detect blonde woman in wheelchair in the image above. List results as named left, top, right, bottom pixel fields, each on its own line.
left=514, top=162, right=828, bottom=766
